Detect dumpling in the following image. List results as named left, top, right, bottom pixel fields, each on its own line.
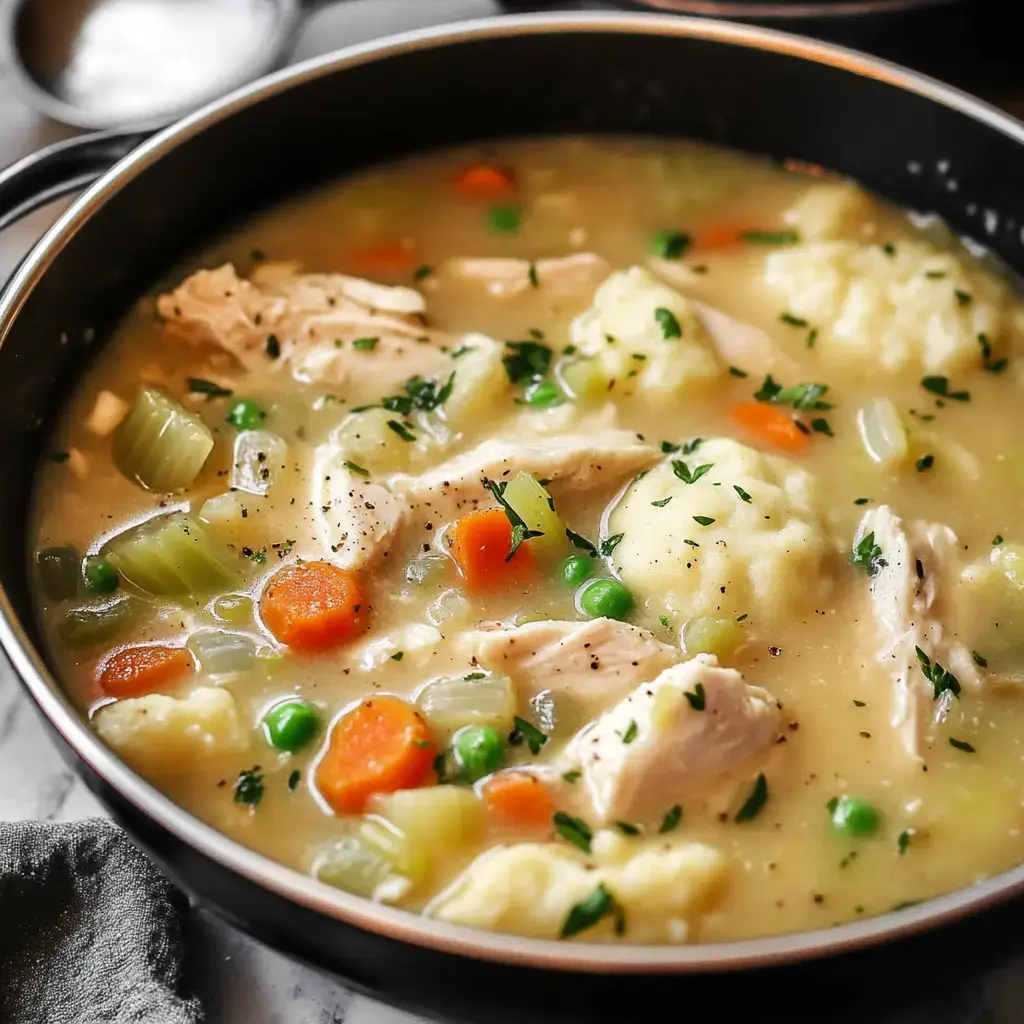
left=608, top=437, right=832, bottom=625
left=764, top=238, right=1021, bottom=375
left=782, top=182, right=879, bottom=241
left=569, top=267, right=722, bottom=396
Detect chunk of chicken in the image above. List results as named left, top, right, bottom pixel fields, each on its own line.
left=387, top=430, right=658, bottom=523
left=157, top=262, right=450, bottom=394
left=312, top=445, right=405, bottom=570
left=563, top=655, right=781, bottom=825
left=464, top=618, right=678, bottom=716
left=443, top=253, right=610, bottom=298
left=856, top=505, right=980, bottom=760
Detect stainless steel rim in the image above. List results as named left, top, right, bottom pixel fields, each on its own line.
left=3, top=10, right=1024, bottom=972
left=630, top=0, right=956, bottom=16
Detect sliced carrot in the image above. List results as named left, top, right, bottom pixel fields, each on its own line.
left=482, top=772, right=555, bottom=832
left=315, top=696, right=436, bottom=814
left=98, top=644, right=193, bottom=699
left=352, top=242, right=415, bottom=271
left=731, top=401, right=811, bottom=454
left=259, top=561, right=369, bottom=652
left=693, top=222, right=750, bottom=251
left=455, top=164, right=514, bottom=197
left=449, top=507, right=533, bottom=591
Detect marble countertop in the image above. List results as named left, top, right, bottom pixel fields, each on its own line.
left=3, top=2, right=1024, bottom=1022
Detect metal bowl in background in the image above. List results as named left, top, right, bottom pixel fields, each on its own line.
left=3, top=13, right=1024, bottom=1024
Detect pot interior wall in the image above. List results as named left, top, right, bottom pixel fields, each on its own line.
left=3, top=23, right=1024, bottom=653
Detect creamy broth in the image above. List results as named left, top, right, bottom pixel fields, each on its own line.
left=30, top=137, right=1024, bottom=944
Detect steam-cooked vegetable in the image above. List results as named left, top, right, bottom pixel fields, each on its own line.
left=856, top=398, right=907, bottom=467
left=501, top=472, right=564, bottom=557
left=230, top=430, right=287, bottom=495
left=683, top=617, right=743, bottom=658
left=113, top=388, right=214, bottom=491
left=58, top=595, right=145, bottom=647
left=36, top=546, right=80, bottom=601
left=186, top=629, right=257, bottom=676
left=372, top=786, right=483, bottom=857
left=417, top=673, right=516, bottom=735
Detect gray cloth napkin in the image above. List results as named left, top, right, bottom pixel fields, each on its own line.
left=0, top=817, right=202, bottom=1024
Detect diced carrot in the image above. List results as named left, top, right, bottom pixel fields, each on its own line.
left=352, top=242, right=415, bottom=271
left=455, top=164, right=514, bottom=197
left=259, top=561, right=369, bottom=652
left=482, top=772, right=555, bottom=832
left=315, top=696, right=436, bottom=814
left=98, top=644, right=193, bottom=699
left=731, top=402, right=811, bottom=454
left=693, top=223, right=749, bottom=251
left=449, top=507, right=533, bottom=591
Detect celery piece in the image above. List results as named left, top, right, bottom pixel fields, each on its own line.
left=315, top=835, right=398, bottom=898
left=501, top=472, right=564, bottom=557
left=105, top=512, right=243, bottom=597
left=35, top=546, right=80, bottom=601
left=417, top=672, right=516, bottom=735
left=357, top=817, right=428, bottom=882
left=58, top=595, right=144, bottom=647
left=114, top=387, right=214, bottom=492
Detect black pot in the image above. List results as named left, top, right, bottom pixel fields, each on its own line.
left=3, top=13, right=1024, bottom=1023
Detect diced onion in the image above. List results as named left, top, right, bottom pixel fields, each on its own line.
left=186, top=629, right=257, bottom=676
left=230, top=430, right=287, bottom=496
left=856, top=398, right=907, bottom=467
left=417, top=673, right=516, bottom=735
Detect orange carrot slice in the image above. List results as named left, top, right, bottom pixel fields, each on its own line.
left=315, top=696, right=436, bottom=814
left=98, top=644, right=193, bottom=699
left=482, top=772, right=556, bottom=832
left=455, top=165, right=514, bottom=197
left=449, top=508, right=533, bottom=591
left=352, top=242, right=415, bottom=271
left=731, top=402, right=811, bottom=454
left=260, top=561, right=369, bottom=652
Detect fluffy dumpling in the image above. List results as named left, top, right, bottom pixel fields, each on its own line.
left=428, top=829, right=725, bottom=943
left=569, top=267, right=721, bottom=396
left=608, top=437, right=832, bottom=625
left=782, top=182, right=879, bottom=242
left=764, top=238, right=1022, bottom=375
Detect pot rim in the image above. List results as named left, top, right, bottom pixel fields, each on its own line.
left=3, top=10, right=1024, bottom=973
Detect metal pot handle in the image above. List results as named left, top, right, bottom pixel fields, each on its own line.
left=0, top=129, right=152, bottom=234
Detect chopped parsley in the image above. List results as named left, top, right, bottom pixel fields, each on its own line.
left=977, top=333, right=1008, bottom=374
left=993, top=535, right=1005, bottom=546
left=854, top=497, right=870, bottom=505
left=898, top=829, right=911, bottom=855
left=352, top=336, right=379, bottom=351
left=654, top=307, right=682, bottom=340
left=390, top=651, right=404, bottom=662
left=811, top=418, right=834, bottom=437
left=242, top=546, right=267, bottom=564
left=565, top=528, right=598, bottom=556
left=187, top=377, right=233, bottom=397
left=915, top=646, right=961, bottom=700
left=560, top=882, right=624, bottom=939
left=882, top=242, right=897, bottom=257
left=464, top=671, right=486, bottom=681
left=924, top=269, right=946, bottom=279
left=46, top=451, right=70, bottom=463
left=915, top=454, right=935, bottom=472
left=485, top=479, right=543, bottom=561
left=806, top=328, right=818, bottom=349
left=779, top=312, right=808, bottom=328
left=412, top=264, right=433, bottom=282
left=651, top=496, right=672, bottom=507
left=620, top=719, right=638, bottom=744
left=853, top=699, right=866, bottom=707
left=661, top=440, right=681, bottom=453
left=616, top=821, right=641, bottom=836
left=659, top=805, right=683, bottom=833
left=733, top=485, right=752, bottom=503
left=684, top=682, right=706, bottom=711
left=671, top=459, right=713, bottom=485
left=736, top=613, right=748, bottom=622
left=553, top=811, right=593, bottom=853
left=753, top=374, right=833, bottom=410
left=386, top=419, right=416, bottom=442
left=659, top=615, right=671, bottom=627
left=954, top=288, right=973, bottom=307
left=234, top=767, right=264, bottom=807
left=527, top=262, right=539, bottom=288
left=851, top=531, right=887, bottom=577
left=683, top=437, right=703, bottom=455
left=600, top=533, right=625, bottom=557
left=343, top=460, right=370, bottom=477
left=489, top=205, right=520, bottom=233
left=650, top=229, right=691, bottom=260
left=921, top=375, right=970, bottom=402
left=735, top=773, right=769, bottom=822
left=451, top=344, right=474, bottom=359
left=972, top=650, right=989, bottom=668
left=693, top=515, right=716, bottom=527
left=562, top=769, right=582, bottom=784
left=949, top=737, right=976, bottom=753
left=739, top=229, right=800, bottom=245
left=511, top=715, right=548, bottom=755
left=729, top=366, right=749, bottom=378
left=503, top=340, right=553, bottom=385
left=265, top=334, right=281, bottom=359
left=287, top=769, right=301, bottom=792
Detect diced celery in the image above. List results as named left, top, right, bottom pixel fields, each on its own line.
left=856, top=398, right=907, bottom=468
left=501, top=471, right=564, bottom=557
left=186, top=629, right=257, bottom=675
left=105, top=512, right=243, bottom=598
left=315, top=835, right=406, bottom=899
left=357, top=816, right=428, bottom=882
left=35, top=546, right=80, bottom=601
left=417, top=673, right=517, bottom=735
left=230, top=430, right=287, bottom=496
left=114, top=387, right=214, bottom=492
left=210, top=593, right=254, bottom=623
left=331, top=408, right=410, bottom=473
left=557, top=357, right=608, bottom=403
left=683, top=616, right=743, bottom=658
left=372, top=786, right=482, bottom=856
left=58, top=595, right=145, bottom=647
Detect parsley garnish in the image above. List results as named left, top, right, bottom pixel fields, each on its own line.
left=736, top=613, right=748, bottom=622
left=693, top=515, right=716, bottom=527
left=683, top=437, right=703, bottom=455
left=672, top=460, right=713, bottom=485
left=651, top=497, right=672, bottom=507
left=882, top=242, right=897, bottom=257
left=659, top=805, right=683, bottom=833
left=526, top=262, right=539, bottom=288
left=729, top=366, right=749, bottom=378
left=451, top=344, right=474, bottom=359
left=600, top=534, right=624, bottom=557
left=654, top=307, right=682, bottom=340
left=854, top=497, right=870, bottom=505
left=560, top=882, right=624, bottom=939
left=565, top=528, right=598, bottom=556
left=660, top=441, right=681, bottom=454
left=46, top=451, right=70, bottom=463
left=616, top=821, right=641, bottom=836
left=754, top=374, right=833, bottom=410
left=503, top=340, right=553, bottom=384
left=921, top=375, right=970, bottom=402
left=811, top=418, right=834, bottom=437
left=949, top=737, right=976, bottom=753
left=684, top=682, right=706, bottom=711
left=386, top=419, right=416, bottom=442
left=651, top=229, right=691, bottom=260
left=735, top=773, right=769, bottom=822
left=352, top=337, right=379, bottom=351
left=734, top=485, right=752, bottom=503
left=553, top=811, right=593, bottom=853
left=916, top=454, right=934, bottom=472
left=562, top=770, right=581, bottom=784
left=739, top=230, right=800, bottom=245
left=915, top=646, right=961, bottom=700
left=659, top=615, right=670, bottom=627
left=851, top=532, right=886, bottom=576
left=464, top=671, right=486, bottom=681
left=898, top=830, right=911, bottom=855
left=390, top=651, right=404, bottom=662
left=806, top=328, right=818, bottom=348
left=924, top=269, right=946, bottom=279
left=343, top=460, right=370, bottom=477
left=972, top=650, right=988, bottom=668
left=265, top=334, right=281, bottom=359
left=413, top=264, right=432, bottom=282
left=485, top=479, right=543, bottom=561
left=511, top=715, right=548, bottom=755
left=977, top=333, right=1008, bottom=374
left=620, top=719, right=638, bottom=744
left=187, top=377, right=233, bottom=397
left=242, top=546, right=267, bottom=564
left=287, top=769, right=300, bottom=792
left=779, top=312, right=808, bottom=327
left=853, top=699, right=866, bottom=707
left=489, top=205, right=520, bottom=233
left=234, top=767, right=264, bottom=807
left=954, top=288, right=972, bottom=307
left=993, top=535, right=1005, bottom=546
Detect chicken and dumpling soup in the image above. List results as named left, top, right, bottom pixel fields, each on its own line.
left=31, top=137, right=1024, bottom=944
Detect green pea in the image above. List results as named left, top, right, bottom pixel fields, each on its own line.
left=488, top=205, right=520, bottom=233
left=227, top=398, right=264, bottom=431
left=524, top=380, right=564, bottom=408
left=579, top=578, right=634, bottom=621
left=453, top=725, right=505, bottom=782
left=81, top=556, right=119, bottom=596
left=262, top=699, right=320, bottom=752
left=828, top=795, right=881, bottom=837
left=560, top=554, right=594, bottom=588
